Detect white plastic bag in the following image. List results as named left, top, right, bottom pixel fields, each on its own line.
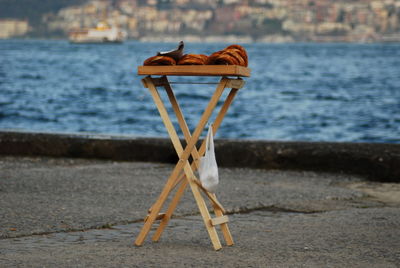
left=199, top=125, right=219, bottom=193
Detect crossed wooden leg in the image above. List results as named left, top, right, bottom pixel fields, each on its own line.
left=135, top=75, right=244, bottom=250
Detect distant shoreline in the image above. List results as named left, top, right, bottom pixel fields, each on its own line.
left=1, top=36, right=400, bottom=44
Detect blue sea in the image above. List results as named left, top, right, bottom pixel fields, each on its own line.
left=0, top=40, right=399, bottom=143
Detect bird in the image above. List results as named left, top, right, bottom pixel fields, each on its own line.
left=157, top=41, right=184, bottom=62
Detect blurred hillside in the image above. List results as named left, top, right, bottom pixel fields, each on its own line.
left=1, top=0, right=400, bottom=42
left=0, top=0, right=86, bottom=21
left=0, top=0, right=87, bottom=36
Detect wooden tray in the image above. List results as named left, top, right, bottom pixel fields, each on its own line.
left=138, top=65, right=251, bottom=77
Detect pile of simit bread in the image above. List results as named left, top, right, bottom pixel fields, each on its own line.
left=143, top=44, right=248, bottom=67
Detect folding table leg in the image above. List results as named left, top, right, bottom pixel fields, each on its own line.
left=135, top=75, right=244, bottom=249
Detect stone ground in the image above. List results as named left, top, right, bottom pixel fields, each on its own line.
left=0, top=156, right=399, bottom=267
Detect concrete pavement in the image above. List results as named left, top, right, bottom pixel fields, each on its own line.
left=1, top=156, right=399, bottom=267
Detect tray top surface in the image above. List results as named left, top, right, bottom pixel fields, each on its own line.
left=138, top=65, right=251, bottom=77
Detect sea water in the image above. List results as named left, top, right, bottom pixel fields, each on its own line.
left=0, top=40, right=399, bottom=143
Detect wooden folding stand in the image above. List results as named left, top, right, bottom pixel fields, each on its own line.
left=135, top=65, right=251, bottom=250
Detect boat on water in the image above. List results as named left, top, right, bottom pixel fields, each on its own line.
left=69, top=22, right=126, bottom=44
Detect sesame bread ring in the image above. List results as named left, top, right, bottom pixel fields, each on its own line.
left=198, top=54, right=208, bottom=63
left=177, top=54, right=208, bottom=65
left=223, top=49, right=246, bottom=66
left=214, top=53, right=239, bottom=65
left=143, top=55, right=176, bottom=66
left=224, top=45, right=248, bottom=66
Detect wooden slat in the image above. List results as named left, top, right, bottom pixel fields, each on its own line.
left=226, top=78, right=245, bottom=89
left=138, top=65, right=251, bottom=77
left=141, top=76, right=167, bottom=88
left=210, top=216, right=229, bottom=226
